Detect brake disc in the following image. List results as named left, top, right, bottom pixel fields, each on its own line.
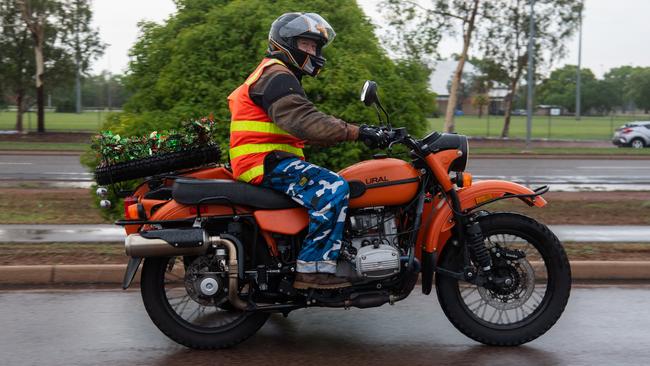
left=477, top=258, right=536, bottom=310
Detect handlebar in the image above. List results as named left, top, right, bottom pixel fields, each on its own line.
left=382, top=127, right=423, bottom=154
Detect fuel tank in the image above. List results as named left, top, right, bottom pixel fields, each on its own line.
left=339, top=157, right=420, bottom=209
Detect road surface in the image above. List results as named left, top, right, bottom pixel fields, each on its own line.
left=1, top=286, right=649, bottom=365
left=2, top=154, right=650, bottom=188
left=2, top=224, right=649, bottom=243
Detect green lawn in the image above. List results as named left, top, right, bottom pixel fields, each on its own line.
left=0, top=111, right=112, bottom=132
left=428, top=115, right=650, bottom=140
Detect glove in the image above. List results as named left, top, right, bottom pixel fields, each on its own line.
left=357, top=125, right=389, bottom=148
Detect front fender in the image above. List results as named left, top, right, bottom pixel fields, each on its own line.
left=419, top=180, right=547, bottom=258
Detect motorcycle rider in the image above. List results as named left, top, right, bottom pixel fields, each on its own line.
left=228, top=12, right=386, bottom=289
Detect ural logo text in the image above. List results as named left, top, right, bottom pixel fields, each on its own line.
left=366, top=176, right=388, bottom=185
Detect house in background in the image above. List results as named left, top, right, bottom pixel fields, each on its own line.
left=429, top=60, right=508, bottom=116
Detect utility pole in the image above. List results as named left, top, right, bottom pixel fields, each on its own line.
left=525, top=0, right=536, bottom=150
left=575, top=1, right=583, bottom=120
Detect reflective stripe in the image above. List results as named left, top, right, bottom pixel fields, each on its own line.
left=230, top=120, right=291, bottom=135
left=237, top=164, right=265, bottom=182
left=229, top=143, right=304, bottom=160
left=245, top=59, right=286, bottom=85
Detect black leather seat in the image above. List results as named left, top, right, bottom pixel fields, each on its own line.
left=172, top=179, right=300, bottom=209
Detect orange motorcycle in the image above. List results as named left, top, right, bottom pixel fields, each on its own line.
left=108, top=81, right=571, bottom=349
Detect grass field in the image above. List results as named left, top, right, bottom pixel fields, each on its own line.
left=428, top=115, right=650, bottom=140
left=0, top=111, right=113, bottom=132
left=2, top=111, right=649, bottom=139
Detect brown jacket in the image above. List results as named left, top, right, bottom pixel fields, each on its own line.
left=249, top=64, right=359, bottom=146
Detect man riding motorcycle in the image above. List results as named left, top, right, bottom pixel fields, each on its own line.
left=228, top=12, right=386, bottom=289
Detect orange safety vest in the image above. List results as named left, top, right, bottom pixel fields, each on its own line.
left=227, top=58, right=305, bottom=185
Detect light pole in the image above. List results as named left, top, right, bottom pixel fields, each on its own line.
left=576, top=1, right=583, bottom=120
left=526, top=0, right=536, bottom=150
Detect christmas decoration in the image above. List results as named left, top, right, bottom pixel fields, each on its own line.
left=92, top=117, right=218, bottom=166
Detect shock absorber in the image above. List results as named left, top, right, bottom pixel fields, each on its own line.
left=466, top=219, right=492, bottom=272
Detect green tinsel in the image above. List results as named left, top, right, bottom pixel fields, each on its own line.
left=92, top=117, right=218, bottom=166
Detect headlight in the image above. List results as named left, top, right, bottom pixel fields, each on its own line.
left=421, top=132, right=468, bottom=172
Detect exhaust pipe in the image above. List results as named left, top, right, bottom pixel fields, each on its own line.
left=125, top=230, right=248, bottom=310
left=208, top=236, right=249, bottom=311
left=125, top=232, right=209, bottom=257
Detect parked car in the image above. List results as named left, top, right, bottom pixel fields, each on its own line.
left=511, top=109, right=528, bottom=116
left=612, top=121, right=650, bottom=148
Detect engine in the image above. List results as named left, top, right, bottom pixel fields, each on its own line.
left=339, top=208, right=402, bottom=280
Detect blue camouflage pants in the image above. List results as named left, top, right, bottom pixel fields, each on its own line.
left=262, top=157, right=349, bottom=274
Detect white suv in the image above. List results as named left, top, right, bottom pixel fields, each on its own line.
left=612, top=121, right=650, bottom=148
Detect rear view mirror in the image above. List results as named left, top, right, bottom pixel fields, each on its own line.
left=360, top=80, right=378, bottom=107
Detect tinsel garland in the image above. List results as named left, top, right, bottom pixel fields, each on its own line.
left=92, top=116, right=218, bottom=166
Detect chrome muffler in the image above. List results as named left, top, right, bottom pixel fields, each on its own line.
left=125, top=229, right=248, bottom=310
left=125, top=229, right=210, bottom=257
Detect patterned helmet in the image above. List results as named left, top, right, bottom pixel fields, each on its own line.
left=268, top=12, right=336, bottom=77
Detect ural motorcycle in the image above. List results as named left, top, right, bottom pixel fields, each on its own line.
left=103, top=81, right=571, bottom=349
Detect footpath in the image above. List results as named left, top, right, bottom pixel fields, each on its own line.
left=1, top=224, right=649, bottom=286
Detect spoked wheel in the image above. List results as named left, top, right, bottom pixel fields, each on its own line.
left=436, top=213, right=571, bottom=346
left=140, top=256, right=269, bottom=349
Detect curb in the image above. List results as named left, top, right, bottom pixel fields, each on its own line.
left=1, top=261, right=649, bottom=286
left=0, top=265, right=141, bottom=286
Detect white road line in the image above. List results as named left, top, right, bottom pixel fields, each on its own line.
left=577, top=166, right=650, bottom=169
left=0, top=162, right=32, bottom=165
left=42, top=172, right=92, bottom=175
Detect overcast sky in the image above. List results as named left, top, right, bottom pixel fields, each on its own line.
left=91, top=0, right=650, bottom=78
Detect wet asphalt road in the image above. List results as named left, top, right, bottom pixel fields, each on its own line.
left=2, top=154, right=650, bottom=187
left=2, top=286, right=649, bottom=366
left=0, top=154, right=91, bottom=182
left=3, top=224, right=650, bottom=242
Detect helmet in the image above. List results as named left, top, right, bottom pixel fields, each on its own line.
left=268, top=12, right=336, bottom=77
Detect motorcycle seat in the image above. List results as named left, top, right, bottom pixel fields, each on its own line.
left=172, top=178, right=300, bottom=209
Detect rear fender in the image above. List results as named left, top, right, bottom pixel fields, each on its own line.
left=419, top=180, right=547, bottom=260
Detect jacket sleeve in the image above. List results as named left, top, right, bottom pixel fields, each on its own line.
left=268, top=94, right=359, bottom=146
left=249, top=65, right=359, bottom=146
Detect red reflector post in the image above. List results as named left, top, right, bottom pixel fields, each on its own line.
left=124, top=196, right=138, bottom=219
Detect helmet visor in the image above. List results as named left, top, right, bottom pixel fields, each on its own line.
left=278, top=13, right=336, bottom=47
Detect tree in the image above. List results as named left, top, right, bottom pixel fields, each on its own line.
left=626, top=68, right=650, bottom=113
left=59, top=0, right=105, bottom=113
left=478, top=0, right=582, bottom=137
left=602, top=66, right=637, bottom=112
left=537, top=65, right=609, bottom=113
left=51, top=72, right=130, bottom=112
left=381, top=0, right=493, bottom=133
left=106, top=0, right=436, bottom=171
left=0, top=0, right=34, bottom=131
left=16, top=0, right=91, bottom=132
left=17, top=0, right=60, bottom=132
left=471, top=94, right=489, bottom=117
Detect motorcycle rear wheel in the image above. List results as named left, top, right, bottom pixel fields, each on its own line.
left=436, top=212, right=571, bottom=346
left=140, top=256, right=269, bottom=349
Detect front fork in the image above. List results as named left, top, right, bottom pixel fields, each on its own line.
left=441, top=190, right=493, bottom=285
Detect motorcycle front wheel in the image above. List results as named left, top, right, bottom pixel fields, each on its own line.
left=436, top=212, right=571, bottom=346
left=140, top=256, right=269, bottom=349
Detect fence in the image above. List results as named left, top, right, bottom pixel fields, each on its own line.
left=428, top=114, right=650, bottom=140
left=0, top=109, right=123, bottom=133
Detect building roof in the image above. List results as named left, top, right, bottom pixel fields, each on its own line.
left=428, top=60, right=477, bottom=96
left=429, top=59, right=508, bottom=99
